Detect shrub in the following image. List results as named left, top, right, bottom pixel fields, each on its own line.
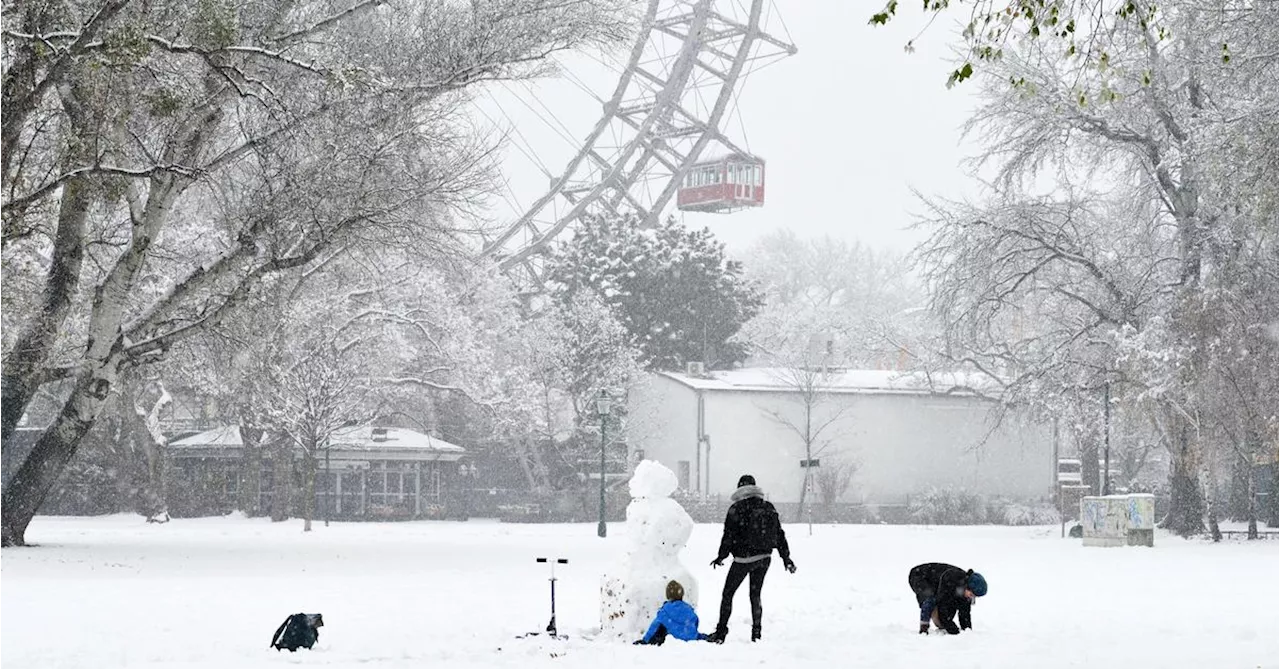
left=908, top=489, right=1060, bottom=526
left=908, top=487, right=988, bottom=525
left=419, top=503, right=448, bottom=520
left=991, top=499, right=1060, bottom=526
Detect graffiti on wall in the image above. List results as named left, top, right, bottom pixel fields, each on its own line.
left=1082, top=494, right=1156, bottom=546
left=1082, top=497, right=1126, bottom=539
left=1126, top=494, right=1155, bottom=530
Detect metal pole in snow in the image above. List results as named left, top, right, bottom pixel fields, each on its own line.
left=598, top=416, right=608, bottom=538
left=806, top=469, right=813, bottom=536
left=1103, top=382, right=1111, bottom=496
left=325, top=446, right=331, bottom=528
left=1054, top=417, right=1063, bottom=538
left=549, top=570, right=557, bottom=636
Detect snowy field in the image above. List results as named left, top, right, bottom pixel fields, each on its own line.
left=3, top=515, right=1277, bottom=669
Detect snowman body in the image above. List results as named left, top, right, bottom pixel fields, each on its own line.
left=600, top=461, right=698, bottom=636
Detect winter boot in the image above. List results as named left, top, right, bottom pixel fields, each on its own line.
left=751, top=626, right=761, bottom=642
left=705, top=629, right=727, bottom=644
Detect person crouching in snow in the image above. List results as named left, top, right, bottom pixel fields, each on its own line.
left=908, top=563, right=987, bottom=635
left=634, top=580, right=708, bottom=645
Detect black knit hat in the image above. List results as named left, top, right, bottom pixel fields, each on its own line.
left=666, top=580, right=684, bottom=601
left=737, top=475, right=756, bottom=488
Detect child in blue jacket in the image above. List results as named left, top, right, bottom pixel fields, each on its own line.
left=634, top=580, right=709, bottom=645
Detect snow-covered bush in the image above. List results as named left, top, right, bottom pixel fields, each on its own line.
left=909, top=489, right=1059, bottom=526
left=990, top=499, right=1060, bottom=526
left=908, top=487, right=987, bottom=525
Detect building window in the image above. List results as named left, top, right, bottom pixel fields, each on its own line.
left=365, top=464, right=420, bottom=515
left=423, top=465, right=441, bottom=500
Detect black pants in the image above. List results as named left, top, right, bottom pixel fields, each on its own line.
left=715, top=557, right=771, bottom=633
left=909, top=572, right=933, bottom=627
left=908, top=567, right=935, bottom=607
left=911, top=587, right=935, bottom=609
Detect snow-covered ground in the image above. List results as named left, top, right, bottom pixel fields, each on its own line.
left=3, top=515, right=1276, bottom=669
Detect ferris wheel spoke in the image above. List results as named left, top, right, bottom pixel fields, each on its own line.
left=485, top=0, right=796, bottom=289
left=499, top=80, right=588, bottom=155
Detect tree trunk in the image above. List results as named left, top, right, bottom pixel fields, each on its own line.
left=1246, top=455, right=1259, bottom=540
left=118, top=396, right=170, bottom=522
left=270, top=441, right=293, bottom=522
left=1161, top=421, right=1205, bottom=537
left=1, top=351, right=123, bottom=546
left=1, top=132, right=192, bottom=544
left=530, top=436, right=552, bottom=493
left=1203, top=449, right=1221, bottom=542
left=516, top=436, right=541, bottom=492
left=422, top=389, right=441, bottom=437
left=1080, top=430, right=1101, bottom=497
left=1229, top=451, right=1251, bottom=521
left=0, top=160, right=94, bottom=444
left=302, top=450, right=316, bottom=532
left=1268, top=463, right=1280, bottom=529
left=796, top=451, right=810, bottom=523
left=133, top=380, right=171, bottom=522
left=238, top=422, right=265, bottom=516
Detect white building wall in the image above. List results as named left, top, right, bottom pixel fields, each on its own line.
left=627, top=373, right=1054, bottom=505
left=626, top=374, right=701, bottom=491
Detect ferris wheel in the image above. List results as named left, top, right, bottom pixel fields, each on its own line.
left=476, top=0, right=796, bottom=291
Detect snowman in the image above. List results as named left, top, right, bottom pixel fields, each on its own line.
left=600, top=460, right=698, bottom=637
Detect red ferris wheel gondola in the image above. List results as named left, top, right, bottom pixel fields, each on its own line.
left=676, top=154, right=765, bottom=213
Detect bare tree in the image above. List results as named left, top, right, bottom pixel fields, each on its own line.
left=740, top=231, right=921, bottom=369
left=759, top=349, right=851, bottom=525
left=813, top=453, right=858, bottom=512
left=910, top=0, right=1277, bottom=537
left=265, top=341, right=377, bottom=532
left=0, top=0, right=634, bottom=546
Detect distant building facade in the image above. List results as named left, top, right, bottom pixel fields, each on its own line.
left=626, top=368, right=1054, bottom=510
left=168, top=426, right=468, bottom=519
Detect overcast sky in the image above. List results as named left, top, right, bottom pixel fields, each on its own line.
left=475, top=2, right=987, bottom=257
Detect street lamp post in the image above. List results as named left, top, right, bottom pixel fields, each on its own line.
left=596, top=389, right=611, bottom=538
left=1102, top=382, right=1112, bottom=496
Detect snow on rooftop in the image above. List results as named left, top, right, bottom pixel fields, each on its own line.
left=659, top=367, right=999, bottom=395
left=332, top=426, right=465, bottom=453
left=169, top=425, right=241, bottom=447
left=170, top=425, right=465, bottom=453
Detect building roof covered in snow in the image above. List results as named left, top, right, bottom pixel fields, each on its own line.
left=169, top=425, right=466, bottom=462
left=657, top=367, right=999, bottom=396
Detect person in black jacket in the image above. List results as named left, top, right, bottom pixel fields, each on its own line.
left=705, top=475, right=795, bottom=643
left=908, top=563, right=987, bottom=635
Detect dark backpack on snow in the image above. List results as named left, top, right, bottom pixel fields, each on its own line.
left=271, top=613, right=323, bottom=652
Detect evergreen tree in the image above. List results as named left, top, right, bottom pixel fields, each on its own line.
left=547, top=214, right=763, bottom=371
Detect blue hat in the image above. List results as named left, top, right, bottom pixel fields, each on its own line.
left=967, top=572, right=988, bottom=597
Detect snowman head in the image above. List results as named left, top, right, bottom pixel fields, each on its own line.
left=629, top=460, right=677, bottom=499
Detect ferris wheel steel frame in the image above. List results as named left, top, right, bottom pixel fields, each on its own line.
left=480, top=0, right=795, bottom=290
